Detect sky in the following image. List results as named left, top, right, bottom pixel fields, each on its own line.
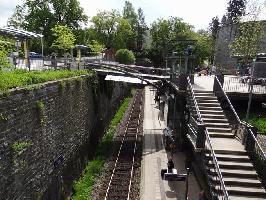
left=0, top=0, right=266, bottom=31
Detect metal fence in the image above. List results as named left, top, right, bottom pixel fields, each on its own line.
left=223, top=76, right=266, bottom=94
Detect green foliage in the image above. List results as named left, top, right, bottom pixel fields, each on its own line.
left=12, top=141, right=32, bottom=152
left=0, top=69, right=92, bottom=92
left=73, top=158, right=104, bottom=200
left=149, top=17, right=194, bottom=66
left=193, top=31, right=213, bottom=65
left=8, top=0, right=87, bottom=53
left=88, top=40, right=105, bottom=55
left=248, top=117, right=266, bottom=134
left=226, top=0, right=246, bottom=23
left=115, top=49, right=135, bottom=64
left=91, top=10, right=133, bottom=49
left=72, top=96, right=132, bottom=200
left=37, top=100, right=46, bottom=125
left=229, top=21, right=264, bottom=62
left=51, top=25, right=76, bottom=51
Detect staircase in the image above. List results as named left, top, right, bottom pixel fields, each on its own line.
left=194, top=90, right=266, bottom=200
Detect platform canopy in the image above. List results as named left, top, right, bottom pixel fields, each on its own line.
left=0, top=27, right=43, bottom=39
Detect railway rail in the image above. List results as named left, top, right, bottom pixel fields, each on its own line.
left=97, top=90, right=143, bottom=200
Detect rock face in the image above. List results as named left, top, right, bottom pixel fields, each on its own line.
left=0, top=75, right=129, bottom=199
left=214, top=21, right=266, bottom=70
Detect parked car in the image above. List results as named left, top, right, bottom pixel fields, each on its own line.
left=29, top=52, right=43, bottom=58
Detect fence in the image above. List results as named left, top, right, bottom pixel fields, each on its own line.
left=223, top=76, right=266, bottom=94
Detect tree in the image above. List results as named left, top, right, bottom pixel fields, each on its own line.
left=226, top=0, right=247, bottom=23
left=229, top=21, right=264, bottom=63
left=136, top=8, right=147, bottom=52
left=221, top=15, right=228, bottom=26
left=51, top=25, right=76, bottom=52
left=149, top=17, right=194, bottom=66
left=8, top=0, right=88, bottom=53
left=91, top=10, right=120, bottom=48
left=193, top=31, right=213, bottom=65
left=7, top=5, right=26, bottom=28
left=122, top=1, right=138, bottom=50
left=91, top=10, right=133, bottom=50
left=88, top=40, right=105, bottom=55
left=208, top=16, right=220, bottom=62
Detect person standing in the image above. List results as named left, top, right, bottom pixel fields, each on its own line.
left=211, top=64, right=216, bottom=76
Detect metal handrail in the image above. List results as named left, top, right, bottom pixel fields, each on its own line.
left=214, top=76, right=241, bottom=123
left=205, top=130, right=230, bottom=200
left=187, top=76, right=202, bottom=122
left=248, top=127, right=266, bottom=160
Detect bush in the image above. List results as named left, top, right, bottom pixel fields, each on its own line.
left=115, top=49, right=135, bottom=65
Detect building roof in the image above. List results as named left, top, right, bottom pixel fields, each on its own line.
left=0, top=27, right=43, bottom=39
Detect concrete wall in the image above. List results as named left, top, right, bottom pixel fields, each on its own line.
left=0, top=75, right=129, bottom=199
left=214, top=21, right=266, bottom=70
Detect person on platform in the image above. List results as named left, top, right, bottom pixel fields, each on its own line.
left=167, top=157, right=175, bottom=173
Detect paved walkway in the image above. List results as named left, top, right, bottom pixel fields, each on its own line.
left=140, top=86, right=201, bottom=200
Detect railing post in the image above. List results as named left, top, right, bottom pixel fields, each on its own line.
left=196, top=123, right=206, bottom=149
left=245, top=126, right=257, bottom=152
left=179, top=73, right=188, bottom=90
left=213, top=74, right=224, bottom=92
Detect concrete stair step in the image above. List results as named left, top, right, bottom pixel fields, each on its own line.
left=197, top=102, right=221, bottom=106
left=205, top=122, right=230, bottom=128
left=210, top=168, right=258, bottom=179
left=229, top=195, right=266, bottom=200
left=208, top=153, right=250, bottom=162
left=199, top=106, right=223, bottom=110
left=201, top=114, right=226, bottom=119
left=199, top=110, right=224, bottom=114
left=214, top=150, right=247, bottom=155
left=196, top=99, right=219, bottom=103
left=194, top=92, right=215, bottom=96
left=194, top=90, right=214, bottom=93
left=208, top=132, right=235, bottom=138
left=206, top=127, right=232, bottom=133
left=222, top=177, right=262, bottom=187
left=208, top=160, right=254, bottom=170
left=225, top=185, right=266, bottom=197
left=195, top=96, right=218, bottom=100
left=202, top=118, right=229, bottom=123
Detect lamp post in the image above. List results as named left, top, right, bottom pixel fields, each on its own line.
left=39, top=27, right=44, bottom=56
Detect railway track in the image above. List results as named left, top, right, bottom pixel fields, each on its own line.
left=98, top=90, right=143, bottom=200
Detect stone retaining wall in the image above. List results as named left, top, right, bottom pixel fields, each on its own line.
left=0, top=75, right=129, bottom=199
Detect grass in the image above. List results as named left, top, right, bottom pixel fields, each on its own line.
left=12, top=141, right=32, bottom=152
left=72, top=96, right=132, bottom=200
left=247, top=117, right=266, bottom=134
left=0, top=69, right=92, bottom=92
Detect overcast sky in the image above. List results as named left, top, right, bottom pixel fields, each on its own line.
left=0, top=0, right=265, bottom=30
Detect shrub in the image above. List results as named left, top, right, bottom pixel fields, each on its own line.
left=115, top=49, right=135, bottom=65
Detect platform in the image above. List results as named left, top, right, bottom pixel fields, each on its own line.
left=140, top=86, right=201, bottom=200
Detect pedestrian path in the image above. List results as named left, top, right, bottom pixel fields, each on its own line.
left=140, top=86, right=201, bottom=200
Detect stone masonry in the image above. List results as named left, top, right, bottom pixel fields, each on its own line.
left=214, top=20, right=266, bottom=70
left=0, top=74, right=129, bottom=199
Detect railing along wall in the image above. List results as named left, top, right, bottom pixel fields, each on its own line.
left=214, top=75, right=266, bottom=187
left=187, top=76, right=229, bottom=200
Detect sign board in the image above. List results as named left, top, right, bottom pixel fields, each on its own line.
left=15, top=41, right=21, bottom=48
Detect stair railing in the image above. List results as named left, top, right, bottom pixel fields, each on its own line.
left=187, top=76, right=202, bottom=122
left=214, top=76, right=241, bottom=123
left=245, top=125, right=266, bottom=187
left=205, top=130, right=230, bottom=200
left=214, top=75, right=266, bottom=188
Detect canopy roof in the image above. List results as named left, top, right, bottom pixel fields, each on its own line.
left=0, top=27, right=43, bottom=39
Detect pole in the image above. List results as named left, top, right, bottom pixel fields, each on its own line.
left=23, top=39, right=30, bottom=71
left=245, top=77, right=253, bottom=120
left=185, top=167, right=189, bottom=200
left=41, top=36, right=44, bottom=57
left=245, top=64, right=254, bottom=120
